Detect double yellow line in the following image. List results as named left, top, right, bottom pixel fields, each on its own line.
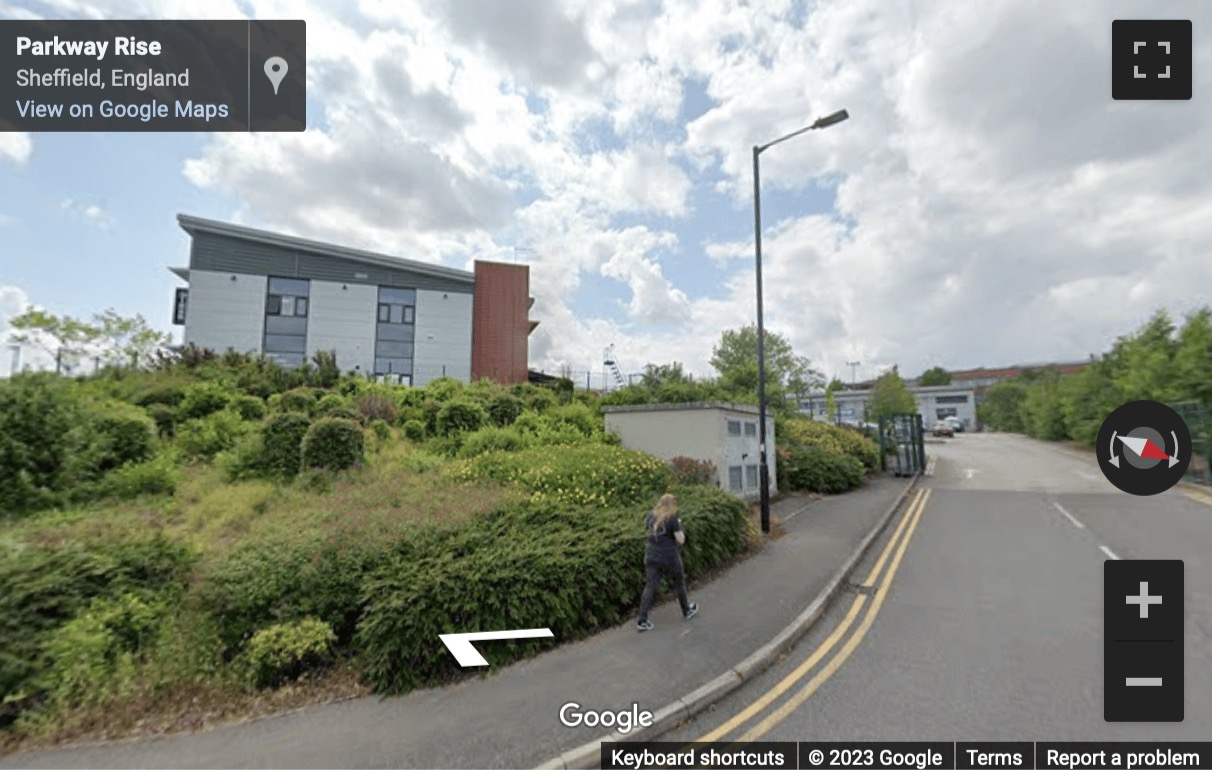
left=697, top=487, right=932, bottom=742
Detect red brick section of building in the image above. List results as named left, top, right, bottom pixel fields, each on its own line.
left=471, top=261, right=536, bottom=384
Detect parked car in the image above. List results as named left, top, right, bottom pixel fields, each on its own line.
left=932, top=420, right=954, bottom=437
left=944, top=415, right=965, bottom=433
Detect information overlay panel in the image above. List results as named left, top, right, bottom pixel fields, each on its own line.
left=0, top=19, right=305, bottom=131
left=599, top=743, right=1212, bottom=770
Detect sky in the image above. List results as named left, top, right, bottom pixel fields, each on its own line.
left=2, top=0, right=1212, bottom=383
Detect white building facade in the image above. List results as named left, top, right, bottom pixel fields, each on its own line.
left=603, top=402, right=777, bottom=500
left=799, top=384, right=978, bottom=429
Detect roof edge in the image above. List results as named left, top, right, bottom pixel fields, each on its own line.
left=177, top=214, right=474, bottom=284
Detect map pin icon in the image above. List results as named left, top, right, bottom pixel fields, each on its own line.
left=264, top=57, right=288, bottom=95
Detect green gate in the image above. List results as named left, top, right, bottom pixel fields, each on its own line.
left=879, top=413, right=926, bottom=477
left=1169, top=401, right=1211, bottom=486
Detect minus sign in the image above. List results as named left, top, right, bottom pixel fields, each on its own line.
left=1126, top=678, right=1163, bottom=686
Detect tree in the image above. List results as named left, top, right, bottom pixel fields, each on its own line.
left=94, top=309, right=172, bottom=367
left=640, top=362, right=692, bottom=390
left=918, top=366, right=951, bottom=386
left=9, top=308, right=100, bottom=374
left=709, top=325, right=824, bottom=411
left=978, top=381, right=1026, bottom=432
left=1172, top=308, right=1212, bottom=410
left=866, top=367, right=916, bottom=422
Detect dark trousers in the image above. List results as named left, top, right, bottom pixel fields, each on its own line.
left=638, top=555, right=690, bottom=623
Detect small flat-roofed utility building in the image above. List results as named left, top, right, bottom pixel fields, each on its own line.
left=602, top=402, right=777, bottom=500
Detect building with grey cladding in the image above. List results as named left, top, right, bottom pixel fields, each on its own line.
left=170, top=214, right=534, bottom=386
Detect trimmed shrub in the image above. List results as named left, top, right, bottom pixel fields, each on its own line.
left=132, top=383, right=188, bottom=409
left=356, top=391, right=398, bottom=426
left=301, top=418, right=365, bottom=471
left=421, top=400, right=443, bottom=434
left=436, top=399, right=487, bottom=436
left=458, top=425, right=529, bottom=457
left=402, top=419, right=426, bottom=443
left=68, top=401, right=157, bottom=482
left=176, top=382, right=235, bottom=421
left=782, top=419, right=880, bottom=471
left=779, top=445, right=865, bottom=494
left=243, top=618, right=336, bottom=688
left=524, top=388, right=558, bottom=412
left=356, top=485, right=747, bottom=694
left=423, top=377, right=464, bottom=403
left=231, top=394, right=267, bottom=421
left=487, top=393, right=524, bottom=426
left=262, top=412, right=311, bottom=477
left=278, top=387, right=317, bottom=414
left=176, top=409, right=249, bottom=459
left=669, top=456, right=717, bottom=485
left=370, top=418, right=392, bottom=441
left=314, top=393, right=351, bottom=417
left=396, top=405, right=424, bottom=427
left=326, top=406, right=359, bottom=421
left=219, top=431, right=268, bottom=482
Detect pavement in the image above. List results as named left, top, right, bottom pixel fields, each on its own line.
left=0, top=471, right=917, bottom=769
left=675, top=431, right=1212, bottom=743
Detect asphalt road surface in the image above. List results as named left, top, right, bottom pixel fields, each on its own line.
left=675, top=431, right=1212, bottom=743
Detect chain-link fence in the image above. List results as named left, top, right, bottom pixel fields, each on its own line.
left=1169, top=401, right=1211, bottom=486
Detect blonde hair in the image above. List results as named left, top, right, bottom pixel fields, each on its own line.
left=650, top=493, right=679, bottom=533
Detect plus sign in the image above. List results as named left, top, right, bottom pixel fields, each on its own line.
left=1127, top=581, right=1163, bottom=618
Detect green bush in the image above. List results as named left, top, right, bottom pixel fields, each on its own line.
left=218, top=431, right=268, bottom=482
left=402, top=419, right=426, bottom=442
left=278, top=387, right=317, bottom=414
left=356, top=485, right=747, bottom=694
left=453, top=444, right=670, bottom=508
left=38, top=593, right=165, bottom=708
left=175, top=409, right=249, bottom=459
left=782, top=419, right=880, bottom=471
left=403, top=449, right=445, bottom=473
left=176, top=381, right=235, bottom=421
left=68, top=401, right=158, bottom=482
left=487, top=393, right=524, bottom=426
left=423, top=377, right=464, bottom=403
left=545, top=402, right=600, bottom=437
left=262, top=412, right=312, bottom=478
left=421, top=400, right=443, bottom=434
left=458, top=425, right=530, bottom=457
left=436, top=399, right=487, bottom=436
left=301, top=418, right=365, bottom=471
left=356, top=391, right=398, bottom=425
left=144, top=402, right=177, bottom=437
left=524, top=388, right=558, bottom=412
left=370, top=418, right=392, bottom=441
left=779, top=445, right=865, bottom=494
left=396, top=405, right=424, bottom=427
left=231, top=394, right=267, bottom=421
left=0, top=531, right=193, bottom=715
left=326, top=406, right=359, bottom=421
left=96, top=453, right=181, bottom=499
left=132, top=383, right=188, bottom=409
left=243, top=618, right=336, bottom=688
left=0, top=372, right=80, bottom=515
left=314, top=393, right=351, bottom=417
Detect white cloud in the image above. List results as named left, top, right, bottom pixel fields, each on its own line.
left=61, top=198, right=115, bottom=229
left=0, top=132, right=32, bottom=164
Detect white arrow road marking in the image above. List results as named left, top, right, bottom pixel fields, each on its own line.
left=440, top=628, right=554, bottom=667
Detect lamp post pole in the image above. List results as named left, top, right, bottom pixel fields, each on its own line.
left=753, top=109, right=849, bottom=534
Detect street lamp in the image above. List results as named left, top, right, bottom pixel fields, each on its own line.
left=753, top=108, right=849, bottom=534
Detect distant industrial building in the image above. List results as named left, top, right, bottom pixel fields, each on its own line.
left=946, top=361, right=1091, bottom=398
left=170, top=215, right=536, bottom=386
left=800, top=383, right=978, bottom=429
left=603, top=402, right=778, bottom=500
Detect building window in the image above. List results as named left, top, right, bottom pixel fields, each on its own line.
left=744, top=422, right=757, bottom=436
left=375, top=286, right=417, bottom=376
left=728, top=466, right=743, bottom=491
left=745, top=464, right=758, bottom=487
left=936, top=395, right=969, bottom=404
left=937, top=407, right=958, bottom=419
left=727, top=420, right=742, bottom=436
left=264, top=277, right=310, bottom=367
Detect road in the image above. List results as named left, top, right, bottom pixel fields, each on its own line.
left=676, top=431, right=1212, bottom=743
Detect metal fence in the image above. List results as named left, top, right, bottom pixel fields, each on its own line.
left=1169, top=401, right=1211, bottom=486
left=878, top=413, right=926, bottom=476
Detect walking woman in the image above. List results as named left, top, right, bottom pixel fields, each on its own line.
left=636, top=493, right=698, bottom=631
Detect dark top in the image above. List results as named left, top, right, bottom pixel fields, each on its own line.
left=645, top=512, right=683, bottom=563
